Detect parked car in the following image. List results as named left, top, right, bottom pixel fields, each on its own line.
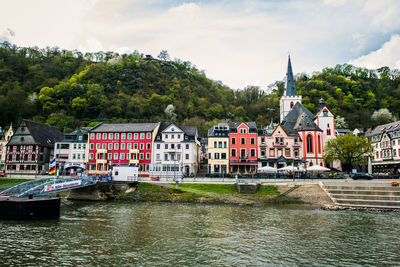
left=351, top=173, right=374, bottom=180
left=0, top=171, right=6, bottom=177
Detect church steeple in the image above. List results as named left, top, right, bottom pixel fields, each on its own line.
left=285, top=55, right=296, bottom=96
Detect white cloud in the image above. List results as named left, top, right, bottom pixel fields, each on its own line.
left=349, top=34, right=400, bottom=69
left=1, top=0, right=400, bottom=88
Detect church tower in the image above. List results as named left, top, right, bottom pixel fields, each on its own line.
left=279, top=56, right=302, bottom=122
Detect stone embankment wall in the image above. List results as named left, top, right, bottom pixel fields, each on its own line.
left=275, top=183, right=334, bottom=206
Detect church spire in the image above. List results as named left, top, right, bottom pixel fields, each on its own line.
left=285, top=55, right=296, bottom=96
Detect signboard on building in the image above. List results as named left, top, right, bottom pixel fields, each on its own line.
left=64, top=162, right=86, bottom=170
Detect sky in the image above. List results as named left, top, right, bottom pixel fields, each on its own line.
left=1, top=0, right=400, bottom=90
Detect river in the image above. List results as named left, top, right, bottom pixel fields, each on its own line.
left=0, top=201, right=399, bottom=266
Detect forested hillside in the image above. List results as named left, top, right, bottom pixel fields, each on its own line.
left=1, top=42, right=399, bottom=135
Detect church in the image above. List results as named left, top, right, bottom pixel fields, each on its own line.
left=260, top=56, right=337, bottom=169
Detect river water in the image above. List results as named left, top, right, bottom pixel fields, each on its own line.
left=0, top=201, right=399, bottom=266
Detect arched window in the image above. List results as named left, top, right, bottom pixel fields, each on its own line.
left=318, top=135, right=321, bottom=154
left=307, top=134, right=313, bottom=153
left=290, top=101, right=294, bottom=108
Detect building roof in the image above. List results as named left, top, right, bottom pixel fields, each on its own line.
left=284, top=55, right=296, bottom=96
left=365, top=120, right=400, bottom=138
left=281, top=102, right=322, bottom=135
left=229, top=121, right=258, bottom=131
left=8, top=120, right=64, bottom=146
left=90, top=122, right=159, bottom=133
left=155, top=122, right=198, bottom=138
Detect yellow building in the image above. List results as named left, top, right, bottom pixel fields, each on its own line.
left=207, top=123, right=229, bottom=176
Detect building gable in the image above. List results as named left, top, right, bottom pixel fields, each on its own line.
left=271, top=124, right=288, bottom=137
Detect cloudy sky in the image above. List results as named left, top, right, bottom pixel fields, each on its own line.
left=1, top=0, right=400, bottom=89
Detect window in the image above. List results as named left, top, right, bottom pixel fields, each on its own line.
left=241, top=149, right=246, bottom=158
left=90, top=143, right=94, bottom=150
left=269, top=148, right=275, bottom=157
left=114, top=143, right=119, bottom=150
left=218, top=141, right=222, bottom=148
left=185, top=154, right=189, bottom=160
left=109, top=133, right=113, bottom=139
left=285, top=148, right=290, bottom=157
left=77, top=154, right=81, bottom=160
left=307, top=134, right=313, bottom=153
left=128, top=133, right=132, bottom=139
left=261, top=150, right=265, bottom=157
left=134, top=143, right=138, bottom=149
left=140, top=143, right=144, bottom=150
left=224, top=141, right=227, bottom=148
left=90, top=133, right=95, bottom=139
left=108, top=153, right=112, bottom=160
left=103, top=133, right=107, bottom=139
left=156, top=154, right=160, bottom=160
left=232, top=138, right=236, bottom=145
left=121, top=133, right=126, bottom=140
left=290, top=101, right=294, bottom=108
left=171, top=134, right=174, bottom=139
left=115, top=133, right=119, bottom=139
left=140, top=153, right=144, bottom=160
left=96, top=144, right=100, bottom=149
left=323, top=110, right=328, bottom=116
left=83, top=144, right=86, bottom=149
left=73, top=154, right=76, bottom=159
left=147, top=133, right=151, bottom=139
left=177, top=134, right=181, bottom=139
left=121, top=143, right=125, bottom=150
left=108, top=143, right=112, bottom=150
left=186, top=144, right=189, bottom=149
left=318, top=135, right=321, bottom=154
left=147, top=143, right=151, bottom=150
left=102, top=144, right=106, bottom=149
left=231, top=149, right=236, bottom=157
left=73, top=144, right=77, bottom=149
left=241, top=138, right=245, bottom=145
left=171, top=144, right=175, bottom=149
left=128, top=143, right=132, bottom=149
left=134, top=133, right=138, bottom=139
left=140, top=133, right=145, bottom=139
left=146, top=153, right=150, bottom=160
left=156, top=144, right=160, bottom=149
left=114, top=153, right=118, bottom=160
left=214, top=141, right=217, bottom=148
left=250, top=138, right=255, bottom=145
left=97, top=133, right=100, bottom=139
left=250, top=149, right=255, bottom=157
left=215, top=153, right=220, bottom=159
left=120, top=153, right=125, bottom=160
left=240, top=128, right=247, bottom=134
left=177, top=144, right=181, bottom=149
left=78, top=144, right=81, bottom=149
left=164, top=154, right=168, bottom=161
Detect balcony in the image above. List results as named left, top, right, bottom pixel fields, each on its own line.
left=272, top=142, right=288, bottom=147
left=129, top=159, right=139, bottom=165
left=96, top=158, right=107, bottom=164
left=96, top=149, right=107, bottom=154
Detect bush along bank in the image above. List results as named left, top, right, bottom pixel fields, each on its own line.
left=115, top=183, right=302, bottom=205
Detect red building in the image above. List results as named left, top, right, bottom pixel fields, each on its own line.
left=229, top=122, right=258, bottom=174
left=87, top=123, right=159, bottom=176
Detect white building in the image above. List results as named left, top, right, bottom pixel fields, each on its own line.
left=54, top=128, right=89, bottom=176
left=150, top=122, right=201, bottom=180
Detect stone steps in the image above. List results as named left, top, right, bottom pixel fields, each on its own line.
left=321, top=181, right=400, bottom=209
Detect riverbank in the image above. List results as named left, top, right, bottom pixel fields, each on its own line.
left=115, top=183, right=303, bottom=205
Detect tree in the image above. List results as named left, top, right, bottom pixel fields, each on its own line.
left=157, top=50, right=170, bottom=61
left=324, top=134, right=373, bottom=172
left=335, top=116, right=348, bottom=129
left=371, top=108, right=396, bottom=125
left=164, top=104, right=177, bottom=121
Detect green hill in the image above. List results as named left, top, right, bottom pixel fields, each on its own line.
left=1, top=42, right=399, bottom=135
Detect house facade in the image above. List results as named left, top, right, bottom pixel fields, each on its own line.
left=207, top=122, right=229, bottom=175
left=87, top=123, right=159, bottom=176
left=229, top=122, right=258, bottom=174
left=6, top=120, right=63, bottom=175
left=365, top=120, right=400, bottom=174
left=258, top=123, right=302, bottom=169
left=0, top=124, right=13, bottom=170
left=54, top=128, right=89, bottom=176
left=149, top=122, right=201, bottom=179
